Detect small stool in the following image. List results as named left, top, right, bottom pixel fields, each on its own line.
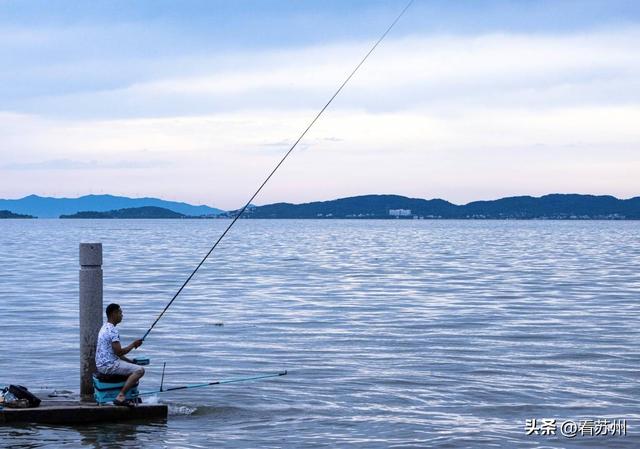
left=92, top=372, right=141, bottom=405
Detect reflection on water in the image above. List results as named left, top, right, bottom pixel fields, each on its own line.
left=1, top=219, right=639, bottom=448
left=76, top=421, right=168, bottom=448
left=4, top=421, right=168, bottom=449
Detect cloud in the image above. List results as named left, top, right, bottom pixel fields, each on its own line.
left=4, top=27, right=639, bottom=121
left=322, top=137, right=344, bottom=142
left=1, top=26, right=639, bottom=206
left=1, top=158, right=168, bottom=170
left=259, top=136, right=341, bottom=153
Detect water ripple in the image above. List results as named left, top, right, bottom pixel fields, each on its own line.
left=1, top=219, right=639, bottom=448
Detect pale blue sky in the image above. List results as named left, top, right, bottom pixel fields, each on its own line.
left=1, top=1, right=639, bottom=208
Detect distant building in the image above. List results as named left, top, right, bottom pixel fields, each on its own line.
left=389, top=209, right=411, bottom=217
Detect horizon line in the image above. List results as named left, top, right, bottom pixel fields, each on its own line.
left=1, top=191, right=639, bottom=210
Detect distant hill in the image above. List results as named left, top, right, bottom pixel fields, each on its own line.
left=0, top=209, right=34, bottom=219
left=0, top=194, right=223, bottom=218
left=60, top=206, right=187, bottom=219
left=225, top=194, right=640, bottom=219
left=2, top=193, right=639, bottom=220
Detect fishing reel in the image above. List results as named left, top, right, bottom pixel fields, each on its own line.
left=132, top=357, right=150, bottom=366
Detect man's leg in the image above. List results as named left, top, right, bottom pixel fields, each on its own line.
left=109, top=360, right=145, bottom=403
left=116, top=367, right=145, bottom=402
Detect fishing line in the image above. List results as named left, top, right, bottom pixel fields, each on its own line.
left=142, top=0, right=415, bottom=340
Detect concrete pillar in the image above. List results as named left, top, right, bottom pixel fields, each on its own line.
left=79, top=243, right=103, bottom=402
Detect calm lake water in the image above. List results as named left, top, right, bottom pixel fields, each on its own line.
left=0, top=219, right=639, bottom=448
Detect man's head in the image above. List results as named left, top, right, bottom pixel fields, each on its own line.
left=106, top=303, right=123, bottom=324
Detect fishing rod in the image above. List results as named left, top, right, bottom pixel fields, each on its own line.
left=142, top=0, right=415, bottom=341
left=133, top=370, right=288, bottom=397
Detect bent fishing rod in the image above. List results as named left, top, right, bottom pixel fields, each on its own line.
left=133, top=370, right=288, bottom=397
left=142, top=0, right=415, bottom=341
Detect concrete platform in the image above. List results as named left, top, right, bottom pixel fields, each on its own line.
left=0, top=400, right=168, bottom=425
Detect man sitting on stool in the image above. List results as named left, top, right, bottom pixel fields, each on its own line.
left=95, top=303, right=144, bottom=406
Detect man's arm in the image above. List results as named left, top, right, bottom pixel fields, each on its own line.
left=112, top=339, right=143, bottom=360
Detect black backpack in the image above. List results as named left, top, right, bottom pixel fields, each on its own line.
left=6, top=385, right=41, bottom=408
